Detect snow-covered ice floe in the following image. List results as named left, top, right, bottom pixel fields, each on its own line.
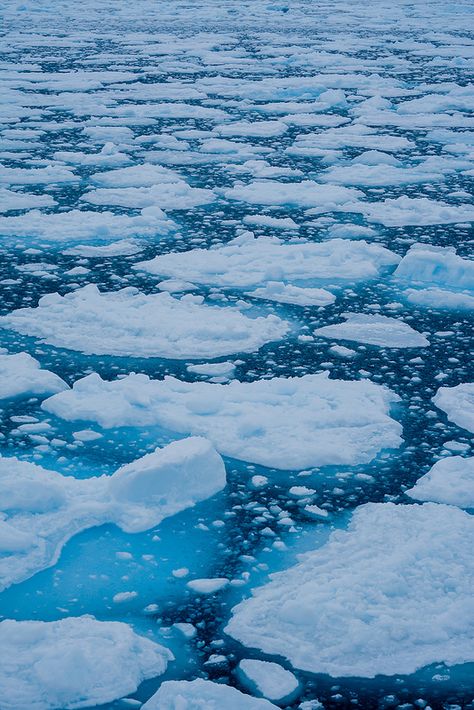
left=394, top=244, right=474, bottom=310
left=247, top=282, right=336, bottom=307
left=406, top=456, right=474, bottom=508
left=0, top=616, right=172, bottom=710
left=433, top=383, right=474, bottom=433
left=236, top=659, right=300, bottom=703
left=0, top=437, right=225, bottom=591
left=0, top=285, right=289, bottom=359
left=0, top=351, right=67, bottom=400
left=224, top=180, right=362, bottom=210
left=142, top=678, right=278, bottom=709
left=136, top=234, right=400, bottom=289
left=42, top=372, right=402, bottom=470
left=339, top=196, right=474, bottom=226
left=226, top=502, right=474, bottom=677
left=314, top=313, right=429, bottom=348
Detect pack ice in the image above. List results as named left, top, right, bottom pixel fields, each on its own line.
left=0, top=616, right=172, bottom=710
left=0, top=285, right=289, bottom=359
left=42, top=372, right=402, bottom=470
left=0, top=437, right=225, bottom=591
left=226, top=502, right=474, bottom=677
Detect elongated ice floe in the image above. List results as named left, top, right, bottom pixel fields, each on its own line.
left=0, top=285, right=289, bottom=359
left=0, top=616, right=172, bottom=710
left=224, top=180, right=362, bottom=209
left=0, top=208, right=175, bottom=242
left=142, top=679, right=278, bottom=709
left=226, top=502, right=474, bottom=677
left=42, top=372, right=402, bottom=470
left=0, top=351, right=67, bottom=400
left=0, top=188, right=56, bottom=213
left=406, top=456, right=474, bottom=508
left=433, top=383, right=474, bottom=433
left=314, top=313, right=429, bottom=348
left=0, top=437, right=225, bottom=591
left=135, top=234, right=400, bottom=289
left=247, top=282, right=336, bottom=307
left=82, top=182, right=215, bottom=210
left=340, top=196, right=474, bottom=226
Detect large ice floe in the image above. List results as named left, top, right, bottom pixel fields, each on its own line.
left=136, top=234, right=400, bottom=289
left=226, top=502, right=474, bottom=677
left=339, top=196, right=474, bottom=226
left=406, top=456, right=474, bottom=508
left=141, top=678, right=278, bottom=709
left=0, top=437, right=225, bottom=591
left=0, top=351, right=67, bottom=400
left=433, top=383, right=474, bottom=433
left=0, top=285, right=289, bottom=359
left=0, top=616, right=172, bottom=710
left=393, top=244, right=474, bottom=309
left=42, top=372, right=402, bottom=469
left=314, top=313, right=429, bottom=348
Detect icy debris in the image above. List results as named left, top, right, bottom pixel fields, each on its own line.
left=136, top=234, right=400, bottom=289
left=224, top=180, right=362, bottom=209
left=406, top=457, right=474, bottom=508
left=314, top=313, right=429, bottom=348
left=237, top=659, right=300, bottom=703
left=0, top=616, right=172, bottom=710
left=42, top=372, right=402, bottom=470
left=0, top=208, right=175, bottom=242
left=142, top=678, right=279, bottom=709
left=0, top=437, right=226, bottom=590
left=0, top=285, right=289, bottom=359
left=0, top=351, right=67, bottom=400
left=433, top=383, right=474, bottom=433
left=247, top=282, right=336, bottom=307
left=226, top=503, right=474, bottom=677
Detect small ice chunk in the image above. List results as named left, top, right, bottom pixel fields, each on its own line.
left=187, top=577, right=229, bottom=594
left=237, top=659, right=299, bottom=703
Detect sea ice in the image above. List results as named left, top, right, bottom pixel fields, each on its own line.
left=224, top=180, right=362, bottom=209
left=0, top=437, right=225, bottom=590
left=0, top=285, right=289, bottom=359
left=236, top=659, right=300, bottom=703
left=226, top=502, right=474, bottom=677
left=0, top=616, right=172, bottom=710
left=340, top=196, right=474, bottom=226
left=141, top=679, right=278, bottom=709
left=433, top=383, right=474, bottom=433
left=314, top=313, right=429, bottom=348
left=42, top=372, right=402, bottom=470
left=406, top=456, right=474, bottom=508
left=0, top=351, right=67, bottom=400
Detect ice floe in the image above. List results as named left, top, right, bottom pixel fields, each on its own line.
left=0, top=285, right=289, bottom=359
left=406, top=456, right=474, bottom=508
left=0, top=616, right=172, bottom=710
left=340, top=196, right=474, bottom=226
left=433, top=383, right=474, bottom=433
left=42, top=372, right=402, bottom=469
left=226, top=502, right=474, bottom=677
left=314, top=313, right=429, bottom=348
left=0, top=437, right=225, bottom=590
left=236, top=659, right=300, bottom=703
left=0, top=351, right=67, bottom=400
left=224, top=181, right=362, bottom=210
left=142, top=679, right=278, bottom=709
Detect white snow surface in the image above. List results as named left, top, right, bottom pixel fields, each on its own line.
left=226, top=502, right=474, bottom=677
left=237, top=659, right=299, bottom=702
left=0, top=437, right=226, bottom=590
left=0, top=284, right=289, bottom=359
left=314, top=313, right=429, bottom=348
left=142, top=679, right=278, bottom=709
left=42, top=372, right=402, bottom=470
left=406, top=456, right=474, bottom=507
left=0, top=616, right=172, bottom=710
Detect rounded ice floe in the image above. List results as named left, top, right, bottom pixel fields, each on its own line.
left=89, top=162, right=182, bottom=187
left=0, top=437, right=226, bottom=591
left=433, top=383, right=474, bottom=433
left=135, top=233, right=400, bottom=289
left=224, top=180, right=362, bottom=209
left=340, top=196, right=474, bottom=226
left=141, top=678, right=278, bottom=709
left=0, top=616, right=172, bottom=710
left=406, top=456, right=474, bottom=507
left=314, top=313, right=429, bottom=348
left=236, top=659, right=300, bottom=703
left=0, top=351, right=67, bottom=400
left=247, top=282, right=336, bottom=307
left=225, top=502, right=474, bottom=677
left=0, top=284, right=290, bottom=359
left=42, top=371, right=402, bottom=470
left=0, top=208, right=175, bottom=242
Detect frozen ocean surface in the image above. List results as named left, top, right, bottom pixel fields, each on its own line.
left=0, top=0, right=473, bottom=708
